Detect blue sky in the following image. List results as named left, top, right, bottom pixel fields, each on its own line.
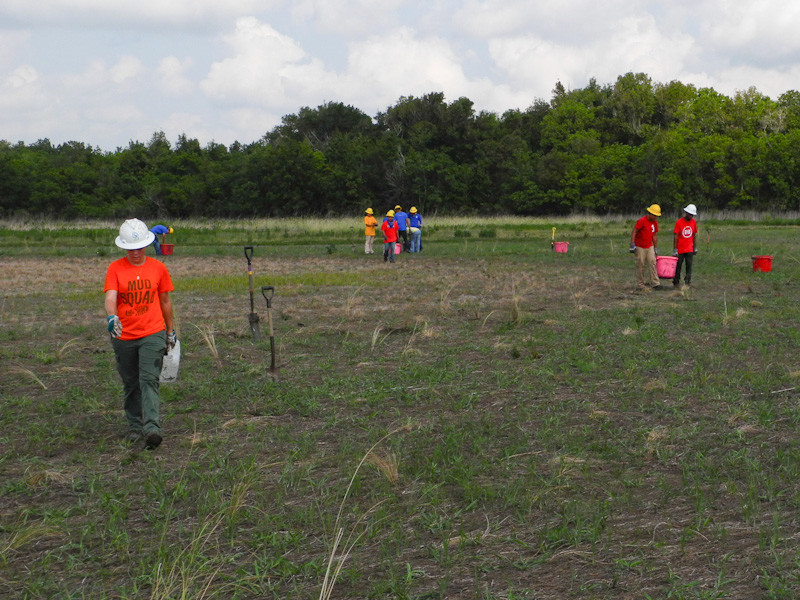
left=1, top=0, right=798, bottom=152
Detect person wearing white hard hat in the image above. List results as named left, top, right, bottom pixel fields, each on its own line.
left=672, top=204, right=698, bottom=288
left=104, top=218, right=177, bottom=450
left=630, top=204, right=662, bottom=289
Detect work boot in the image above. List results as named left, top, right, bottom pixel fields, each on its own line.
left=145, top=431, right=162, bottom=450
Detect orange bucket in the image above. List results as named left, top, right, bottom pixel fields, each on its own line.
left=752, top=255, right=772, bottom=272
left=161, top=244, right=174, bottom=256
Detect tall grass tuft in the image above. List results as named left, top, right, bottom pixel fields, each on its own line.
left=0, top=523, right=61, bottom=566
left=319, top=425, right=412, bottom=600
left=370, top=325, right=391, bottom=352
left=193, top=323, right=221, bottom=365
left=56, top=337, right=80, bottom=360
left=8, top=365, right=47, bottom=389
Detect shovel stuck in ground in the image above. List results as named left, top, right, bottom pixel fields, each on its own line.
left=261, top=285, right=279, bottom=381
left=244, top=246, right=262, bottom=342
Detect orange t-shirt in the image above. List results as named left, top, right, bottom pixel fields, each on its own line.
left=364, top=215, right=378, bottom=236
left=104, top=257, right=174, bottom=340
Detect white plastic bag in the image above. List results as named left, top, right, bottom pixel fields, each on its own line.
left=160, top=339, right=181, bottom=383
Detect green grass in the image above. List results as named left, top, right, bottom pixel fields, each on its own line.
left=1, top=218, right=800, bottom=598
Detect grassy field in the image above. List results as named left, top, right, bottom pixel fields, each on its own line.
left=2, top=216, right=800, bottom=599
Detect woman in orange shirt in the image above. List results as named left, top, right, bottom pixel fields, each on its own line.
left=104, top=218, right=176, bottom=450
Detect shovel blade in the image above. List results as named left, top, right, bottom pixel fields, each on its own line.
left=249, top=312, right=262, bottom=342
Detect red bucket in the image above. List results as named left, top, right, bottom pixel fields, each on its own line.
left=752, top=255, right=772, bottom=272
left=553, top=241, right=569, bottom=253
left=161, top=244, right=174, bottom=256
left=656, top=255, right=678, bottom=279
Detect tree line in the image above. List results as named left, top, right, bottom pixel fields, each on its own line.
left=3, top=72, right=800, bottom=219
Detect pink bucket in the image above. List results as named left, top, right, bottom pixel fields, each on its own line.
left=553, top=241, right=569, bottom=253
left=394, top=243, right=402, bottom=254
left=656, top=255, right=678, bottom=279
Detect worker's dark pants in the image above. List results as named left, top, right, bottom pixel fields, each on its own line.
left=112, top=331, right=166, bottom=435
left=673, top=253, right=694, bottom=285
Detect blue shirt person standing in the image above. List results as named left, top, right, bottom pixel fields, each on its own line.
left=408, top=206, right=422, bottom=252
left=149, top=224, right=173, bottom=255
left=393, top=205, right=409, bottom=248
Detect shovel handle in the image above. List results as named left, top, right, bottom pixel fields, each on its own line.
left=261, top=285, right=275, bottom=307
left=244, top=246, right=254, bottom=264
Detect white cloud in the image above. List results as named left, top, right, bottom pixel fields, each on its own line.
left=200, top=17, right=336, bottom=106
left=0, top=30, right=31, bottom=66
left=109, top=55, right=146, bottom=83
left=0, top=0, right=274, bottom=28
left=7, top=64, right=38, bottom=88
left=453, top=0, right=645, bottom=40
left=487, top=13, right=696, bottom=97
left=157, top=56, right=194, bottom=95
left=62, top=56, right=146, bottom=90
left=289, top=0, right=404, bottom=35
left=698, top=1, right=800, bottom=64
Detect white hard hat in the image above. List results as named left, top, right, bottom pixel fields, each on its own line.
left=683, top=204, right=697, bottom=216
left=115, top=218, right=155, bottom=249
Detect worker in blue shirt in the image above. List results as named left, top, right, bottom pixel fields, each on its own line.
left=149, top=224, right=174, bottom=255
left=393, top=205, right=409, bottom=250
left=408, top=207, right=423, bottom=252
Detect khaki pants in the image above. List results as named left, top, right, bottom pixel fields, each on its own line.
left=365, top=235, right=375, bottom=254
left=635, top=246, right=659, bottom=287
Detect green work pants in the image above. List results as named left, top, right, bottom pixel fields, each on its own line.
left=112, top=331, right=165, bottom=435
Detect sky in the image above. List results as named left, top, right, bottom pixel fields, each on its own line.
left=2, top=0, right=800, bottom=152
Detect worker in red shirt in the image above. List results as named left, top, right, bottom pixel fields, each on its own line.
left=381, top=210, right=399, bottom=263
left=630, top=204, right=662, bottom=289
left=672, top=204, right=698, bottom=288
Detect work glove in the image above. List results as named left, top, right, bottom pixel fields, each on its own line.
left=629, top=243, right=636, bottom=253
left=654, top=247, right=658, bottom=256
left=673, top=249, right=678, bottom=257
left=693, top=249, right=698, bottom=255
left=107, top=315, right=122, bottom=338
left=167, top=330, right=178, bottom=350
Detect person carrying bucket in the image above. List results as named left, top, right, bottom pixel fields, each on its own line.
left=381, top=210, right=399, bottom=263
left=149, top=224, right=174, bottom=255
left=630, top=204, right=662, bottom=290
left=672, top=204, right=698, bottom=288
left=363, top=208, right=378, bottom=254
left=105, top=218, right=177, bottom=450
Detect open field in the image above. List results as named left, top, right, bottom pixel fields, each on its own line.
left=2, top=218, right=800, bottom=599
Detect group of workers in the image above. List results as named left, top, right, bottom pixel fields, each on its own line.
left=364, top=205, right=423, bottom=262
left=630, top=203, right=698, bottom=290
left=103, top=205, right=697, bottom=451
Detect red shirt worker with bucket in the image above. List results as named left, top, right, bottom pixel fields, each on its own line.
left=672, top=204, right=698, bottom=288
left=630, top=204, right=661, bottom=289
left=381, top=210, right=399, bottom=264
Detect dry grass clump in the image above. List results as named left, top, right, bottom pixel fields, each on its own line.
left=365, top=450, right=400, bottom=484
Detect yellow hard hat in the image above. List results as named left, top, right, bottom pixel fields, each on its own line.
left=386, top=210, right=395, bottom=217
left=365, top=208, right=373, bottom=214
left=409, top=206, right=417, bottom=213
left=167, top=226, right=174, bottom=234
left=394, top=205, right=402, bottom=211
left=646, top=204, right=661, bottom=217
